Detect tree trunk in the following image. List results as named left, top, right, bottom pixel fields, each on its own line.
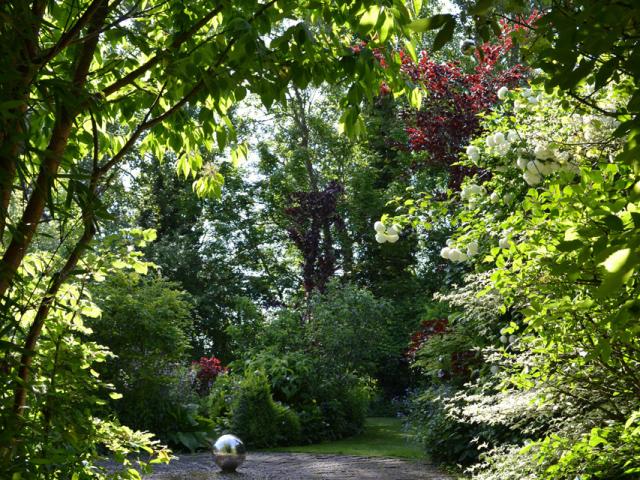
left=0, top=1, right=107, bottom=299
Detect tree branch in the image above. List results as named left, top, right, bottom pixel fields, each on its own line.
left=35, top=0, right=105, bottom=69
left=0, top=1, right=108, bottom=300
left=102, top=5, right=224, bottom=97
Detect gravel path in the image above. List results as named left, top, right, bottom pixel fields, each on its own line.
left=140, top=452, right=453, bottom=479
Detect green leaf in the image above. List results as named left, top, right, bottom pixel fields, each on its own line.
left=379, top=12, right=395, bottom=42
left=433, top=18, right=455, bottom=51
left=359, top=5, right=381, bottom=30
left=81, top=305, right=102, bottom=318
left=403, top=39, right=418, bottom=63
left=602, top=214, right=624, bottom=231
left=602, top=248, right=631, bottom=273
left=133, top=261, right=149, bottom=275
left=597, top=248, right=637, bottom=297
left=409, top=87, right=423, bottom=109
left=470, top=0, right=495, bottom=16
left=556, top=239, right=583, bottom=252
left=407, top=14, right=453, bottom=32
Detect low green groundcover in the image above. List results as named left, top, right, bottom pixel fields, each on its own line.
left=263, top=417, right=425, bottom=460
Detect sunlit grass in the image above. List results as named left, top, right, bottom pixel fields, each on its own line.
left=263, top=417, right=426, bottom=459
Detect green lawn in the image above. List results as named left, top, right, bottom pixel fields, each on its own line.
left=264, top=417, right=426, bottom=459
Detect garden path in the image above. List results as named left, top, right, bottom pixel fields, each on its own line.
left=143, top=451, right=453, bottom=479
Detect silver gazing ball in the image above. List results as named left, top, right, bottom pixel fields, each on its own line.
left=212, top=434, right=246, bottom=472
left=460, top=39, right=476, bottom=56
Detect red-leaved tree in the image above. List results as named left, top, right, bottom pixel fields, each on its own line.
left=398, top=20, right=532, bottom=188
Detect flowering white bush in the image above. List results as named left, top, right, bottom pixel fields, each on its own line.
left=373, top=221, right=399, bottom=243
left=466, top=145, right=480, bottom=162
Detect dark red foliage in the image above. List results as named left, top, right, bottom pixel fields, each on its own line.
left=406, top=318, right=479, bottom=380
left=192, top=356, right=227, bottom=395
left=284, top=181, right=344, bottom=294
left=450, top=350, right=477, bottom=378
left=399, top=20, right=531, bottom=189
left=406, top=318, right=449, bottom=360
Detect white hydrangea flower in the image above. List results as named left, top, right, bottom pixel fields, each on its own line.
left=538, top=161, right=557, bottom=176
left=507, top=130, right=518, bottom=143
left=493, top=131, right=506, bottom=145
left=555, top=151, right=570, bottom=164
left=440, top=247, right=452, bottom=259
left=374, top=221, right=401, bottom=244
left=526, top=160, right=539, bottom=175
left=448, top=249, right=462, bottom=262
left=385, top=233, right=399, bottom=243
left=461, top=184, right=485, bottom=202
left=469, top=184, right=485, bottom=195
left=466, top=241, right=479, bottom=257
left=561, top=162, right=580, bottom=175
left=490, top=191, right=500, bottom=203
left=498, top=237, right=510, bottom=249
left=466, top=145, right=480, bottom=162
left=449, top=248, right=468, bottom=262
left=516, top=157, right=528, bottom=170
left=523, top=170, right=542, bottom=186
left=497, top=86, right=509, bottom=100
left=499, top=335, right=508, bottom=344
left=486, top=135, right=496, bottom=148
left=534, top=145, right=555, bottom=161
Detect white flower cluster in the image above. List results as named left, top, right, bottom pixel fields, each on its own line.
left=516, top=143, right=579, bottom=186
left=498, top=229, right=514, bottom=249
left=499, top=334, right=517, bottom=344
left=465, top=145, right=480, bottom=162
left=460, top=183, right=486, bottom=201
left=514, top=88, right=544, bottom=110
left=373, top=221, right=399, bottom=244
left=440, top=239, right=478, bottom=262
left=484, top=129, right=519, bottom=157
left=497, top=86, right=509, bottom=100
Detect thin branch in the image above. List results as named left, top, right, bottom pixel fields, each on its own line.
left=102, top=5, right=224, bottom=97
left=35, top=0, right=105, bottom=68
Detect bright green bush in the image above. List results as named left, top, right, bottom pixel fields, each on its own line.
left=394, top=81, right=640, bottom=476
left=88, top=272, right=209, bottom=450
left=239, top=350, right=372, bottom=443
left=0, top=254, right=171, bottom=478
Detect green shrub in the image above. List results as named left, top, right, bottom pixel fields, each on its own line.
left=88, top=272, right=203, bottom=449
left=237, top=352, right=372, bottom=443
left=228, top=372, right=301, bottom=448
left=407, top=385, right=518, bottom=466
left=274, top=402, right=302, bottom=445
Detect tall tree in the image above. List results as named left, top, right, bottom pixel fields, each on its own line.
left=0, top=0, right=419, bottom=465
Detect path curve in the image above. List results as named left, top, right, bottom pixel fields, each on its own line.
left=144, top=452, right=453, bottom=479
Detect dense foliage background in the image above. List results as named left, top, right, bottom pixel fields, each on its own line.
left=1, top=0, right=639, bottom=478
